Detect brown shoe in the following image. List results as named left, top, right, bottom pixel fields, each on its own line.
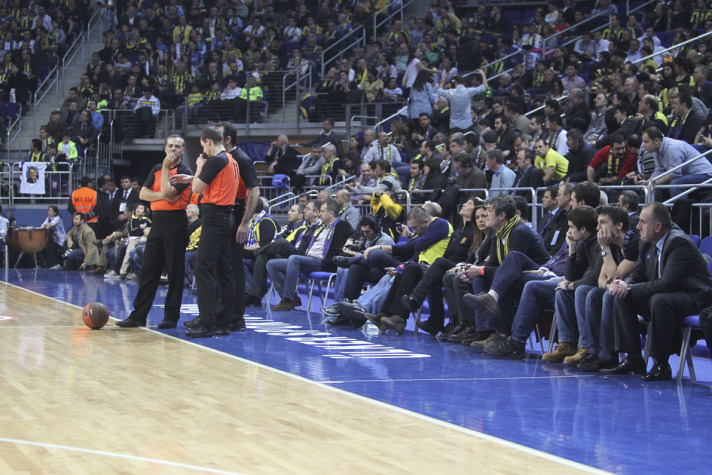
left=90, top=266, right=106, bottom=275
left=470, top=331, right=506, bottom=349
left=563, top=346, right=589, bottom=365
left=273, top=298, right=298, bottom=311
left=542, top=341, right=577, bottom=363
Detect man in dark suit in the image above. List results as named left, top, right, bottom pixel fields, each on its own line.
left=604, top=203, right=712, bottom=381
left=70, top=110, right=97, bottom=148
left=112, top=175, right=139, bottom=219
left=666, top=93, right=704, bottom=145
left=618, top=190, right=640, bottom=229
left=265, top=134, right=300, bottom=182
left=299, top=118, right=344, bottom=157
left=512, top=149, right=544, bottom=201
left=537, top=184, right=570, bottom=255
left=596, top=103, right=641, bottom=149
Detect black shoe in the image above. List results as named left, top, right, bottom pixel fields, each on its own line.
left=416, top=319, right=444, bottom=336
left=643, top=361, right=672, bottom=381
left=380, top=315, right=407, bottom=335
left=184, top=317, right=201, bottom=329
left=442, top=320, right=458, bottom=336
left=600, top=356, right=646, bottom=375
left=441, top=321, right=463, bottom=339
left=400, top=295, right=419, bottom=314
left=245, top=294, right=262, bottom=307
left=326, top=314, right=352, bottom=326
left=461, top=329, right=494, bottom=346
left=158, top=320, right=177, bottom=329
left=214, top=328, right=230, bottom=336
left=365, top=312, right=389, bottom=332
left=230, top=318, right=246, bottom=331
left=447, top=326, right=481, bottom=343
left=186, top=327, right=215, bottom=338
left=463, top=292, right=498, bottom=316
left=484, top=336, right=526, bottom=359
left=579, top=356, right=617, bottom=372
left=116, top=318, right=145, bottom=328
left=337, top=300, right=368, bottom=328
left=332, top=256, right=351, bottom=268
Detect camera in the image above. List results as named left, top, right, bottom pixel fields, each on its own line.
left=345, top=243, right=360, bottom=252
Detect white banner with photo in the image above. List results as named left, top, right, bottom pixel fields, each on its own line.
left=20, top=162, right=47, bottom=195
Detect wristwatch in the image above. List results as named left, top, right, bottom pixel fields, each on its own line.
left=601, top=250, right=612, bottom=257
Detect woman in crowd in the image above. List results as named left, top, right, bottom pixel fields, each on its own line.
left=41, top=205, right=66, bottom=270
left=408, top=70, right=435, bottom=119
left=369, top=198, right=485, bottom=335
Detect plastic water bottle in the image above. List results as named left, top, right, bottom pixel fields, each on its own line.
left=9, top=88, right=15, bottom=103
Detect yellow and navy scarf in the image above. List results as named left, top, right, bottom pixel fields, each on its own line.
left=495, top=215, right=520, bottom=263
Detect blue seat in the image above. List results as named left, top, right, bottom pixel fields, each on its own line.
left=675, top=259, right=712, bottom=382
left=305, top=271, right=337, bottom=312
left=700, top=236, right=712, bottom=256
left=689, top=234, right=701, bottom=247
left=236, top=140, right=271, bottom=162
left=272, top=174, right=290, bottom=190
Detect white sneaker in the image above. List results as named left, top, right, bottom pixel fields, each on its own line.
left=126, top=272, right=139, bottom=281
left=104, top=270, right=120, bottom=279
left=49, top=264, right=61, bottom=270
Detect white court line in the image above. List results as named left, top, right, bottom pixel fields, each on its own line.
left=4, top=282, right=610, bottom=475
left=322, top=375, right=597, bottom=384
left=0, top=437, right=242, bottom=475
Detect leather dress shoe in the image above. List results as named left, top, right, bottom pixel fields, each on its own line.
left=214, top=328, right=230, bottom=336
left=416, top=319, right=444, bottom=336
left=643, top=361, right=672, bottom=382
left=332, top=256, right=351, bottom=268
left=186, top=327, right=215, bottom=338
left=400, top=295, right=419, bottom=314
left=444, top=325, right=478, bottom=343
left=441, top=322, right=463, bottom=339
left=326, top=314, right=352, bottom=326
left=463, top=292, right=498, bottom=316
left=184, top=317, right=201, bottom=329
left=365, top=312, right=389, bottom=332
left=230, top=318, right=246, bottom=331
left=245, top=294, right=262, bottom=307
left=380, top=315, right=407, bottom=335
left=116, top=318, right=145, bottom=328
left=158, top=320, right=177, bottom=329
left=600, top=357, right=647, bottom=375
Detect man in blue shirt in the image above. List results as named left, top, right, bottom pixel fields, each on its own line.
left=437, top=72, right=488, bottom=132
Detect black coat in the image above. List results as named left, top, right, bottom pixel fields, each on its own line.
left=266, top=145, right=300, bottom=176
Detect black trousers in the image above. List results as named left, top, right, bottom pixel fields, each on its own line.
left=129, top=210, right=187, bottom=324
left=383, top=262, right=425, bottom=319
left=409, top=257, right=457, bottom=324
left=247, top=238, right=298, bottom=298
left=231, top=201, right=246, bottom=324
left=197, top=204, right=235, bottom=330
left=614, top=289, right=700, bottom=360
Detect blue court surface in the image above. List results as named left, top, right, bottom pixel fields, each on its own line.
left=6, top=268, right=712, bottom=474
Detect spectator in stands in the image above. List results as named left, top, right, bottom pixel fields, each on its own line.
left=335, top=189, right=360, bottom=230
left=637, top=94, right=668, bottom=134
left=300, top=118, right=344, bottom=156
left=597, top=103, right=640, bottom=148
left=512, top=149, right=544, bottom=199
left=45, top=110, right=69, bottom=143
left=41, top=205, right=66, bottom=269
left=71, top=110, right=97, bottom=148
left=265, top=134, right=300, bottom=180
left=564, top=128, right=597, bottom=183
left=236, top=74, right=264, bottom=123
left=408, top=70, right=435, bottom=119
left=25, top=139, right=46, bottom=163
left=454, top=153, right=488, bottom=193
left=345, top=159, right=402, bottom=196
left=534, top=138, right=569, bottom=185
left=639, top=126, right=712, bottom=200
left=545, top=114, right=569, bottom=156
left=486, top=149, right=515, bottom=196
left=587, top=133, right=638, bottom=187
left=565, top=88, right=590, bottom=132
left=437, top=72, right=488, bottom=132
left=132, top=87, right=160, bottom=139
left=293, top=144, right=326, bottom=191
left=58, top=134, right=79, bottom=165
left=667, top=92, right=704, bottom=144
left=349, top=161, right=377, bottom=203
left=604, top=203, right=712, bottom=381
left=64, top=212, right=99, bottom=271
left=268, top=199, right=352, bottom=311
left=618, top=190, right=640, bottom=228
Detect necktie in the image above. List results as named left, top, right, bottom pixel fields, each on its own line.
left=124, top=190, right=128, bottom=200
left=539, top=212, right=553, bottom=233
left=650, top=247, right=659, bottom=280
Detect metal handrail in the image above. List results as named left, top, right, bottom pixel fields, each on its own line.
left=628, top=0, right=658, bottom=16
left=646, top=148, right=712, bottom=203
left=5, top=104, right=22, bottom=161
left=82, top=9, right=101, bottom=64
left=320, top=25, right=365, bottom=79
left=60, top=31, right=85, bottom=96
left=282, top=63, right=310, bottom=122
left=268, top=192, right=297, bottom=214
left=372, top=0, right=416, bottom=42
left=541, top=9, right=611, bottom=56
left=33, top=65, right=58, bottom=132
left=633, top=30, right=712, bottom=67
left=525, top=93, right=569, bottom=117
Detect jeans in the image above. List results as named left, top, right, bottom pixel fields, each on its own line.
left=670, top=173, right=711, bottom=200
left=574, top=285, right=599, bottom=348
left=554, top=288, right=578, bottom=344
left=511, top=278, right=561, bottom=342
left=267, top=254, right=322, bottom=300
left=343, top=249, right=402, bottom=300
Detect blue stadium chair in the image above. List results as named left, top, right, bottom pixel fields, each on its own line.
left=522, top=9, right=535, bottom=23
left=305, top=271, right=337, bottom=312
left=283, top=41, right=301, bottom=58
left=580, top=73, right=589, bottom=83
left=37, top=65, right=48, bottom=82
left=272, top=174, right=290, bottom=190
left=700, top=236, right=712, bottom=256
left=689, top=234, right=701, bottom=248
left=2, top=102, right=20, bottom=129
left=505, top=10, right=521, bottom=27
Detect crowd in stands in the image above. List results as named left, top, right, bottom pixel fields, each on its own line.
left=14, top=0, right=712, bottom=381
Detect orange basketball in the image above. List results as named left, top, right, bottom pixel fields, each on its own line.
left=82, top=302, right=110, bottom=329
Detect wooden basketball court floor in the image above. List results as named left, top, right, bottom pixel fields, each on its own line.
left=2, top=268, right=712, bottom=473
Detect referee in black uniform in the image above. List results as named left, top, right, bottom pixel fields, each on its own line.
left=218, top=122, right=260, bottom=331
left=116, top=135, right=192, bottom=328
left=172, top=126, right=240, bottom=337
